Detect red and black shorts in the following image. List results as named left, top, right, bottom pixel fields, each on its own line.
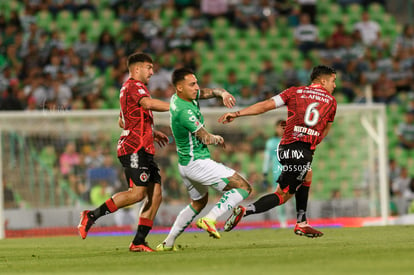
left=118, top=149, right=161, bottom=187
left=277, top=141, right=314, bottom=194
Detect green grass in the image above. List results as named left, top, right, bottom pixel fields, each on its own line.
left=1, top=226, right=414, bottom=275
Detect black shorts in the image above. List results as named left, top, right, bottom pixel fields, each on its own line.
left=277, top=141, right=314, bottom=194
left=118, top=149, right=161, bottom=187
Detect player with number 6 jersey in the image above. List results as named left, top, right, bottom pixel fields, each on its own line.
left=219, top=65, right=337, bottom=238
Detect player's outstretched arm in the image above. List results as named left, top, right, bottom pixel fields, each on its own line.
left=218, top=99, right=276, bottom=124
left=195, top=127, right=225, bottom=148
left=139, top=97, right=170, bottom=112
left=199, top=88, right=236, bottom=108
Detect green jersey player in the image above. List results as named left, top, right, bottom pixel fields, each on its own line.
left=156, top=68, right=252, bottom=251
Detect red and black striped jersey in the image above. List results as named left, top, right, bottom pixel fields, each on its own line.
left=273, top=84, right=337, bottom=150
left=117, top=78, right=155, bottom=156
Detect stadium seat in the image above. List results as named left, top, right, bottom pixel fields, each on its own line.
left=99, top=8, right=115, bottom=22
left=316, top=0, right=331, bottom=14
left=346, top=3, right=363, bottom=17
left=160, top=7, right=177, bottom=27
left=56, top=10, right=74, bottom=31
left=106, top=19, right=124, bottom=36
left=87, top=20, right=103, bottom=42
left=36, top=10, right=53, bottom=31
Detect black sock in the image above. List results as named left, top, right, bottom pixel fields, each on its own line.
left=132, top=225, right=151, bottom=245
left=245, top=193, right=280, bottom=216
left=295, top=185, right=310, bottom=223
left=91, top=203, right=111, bottom=220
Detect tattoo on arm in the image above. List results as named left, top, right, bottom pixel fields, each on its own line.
left=195, top=127, right=218, bottom=145
left=199, top=88, right=225, bottom=99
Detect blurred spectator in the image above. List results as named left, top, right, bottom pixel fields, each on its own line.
left=397, top=111, right=414, bottom=150
left=198, top=70, right=221, bottom=107
left=164, top=17, right=192, bottom=51
left=236, top=85, right=257, bottom=106
left=233, top=0, right=260, bottom=30
left=200, top=0, right=229, bottom=21
left=148, top=62, right=172, bottom=100
left=386, top=57, right=411, bottom=93
left=223, top=70, right=243, bottom=98
left=388, top=158, right=401, bottom=196
left=251, top=73, right=272, bottom=100
left=93, top=30, right=117, bottom=73
left=341, top=60, right=361, bottom=102
left=73, top=28, right=96, bottom=64
left=48, top=75, right=73, bottom=109
left=89, top=179, right=112, bottom=206
left=139, top=9, right=163, bottom=41
left=353, top=11, right=381, bottom=46
left=360, top=58, right=381, bottom=85
left=281, top=59, right=299, bottom=88
left=186, top=7, right=214, bottom=48
left=294, top=13, right=321, bottom=56
left=297, top=0, right=316, bottom=24
left=274, top=0, right=295, bottom=17
left=3, top=179, right=18, bottom=209
left=258, top=59, right=281, bottom=92
left=44, top=54, right=63, bottom=79
left=84, top=145, right=105, bottom=168
left=256, top=0, right=277, bottom=33
left=163, top=177, right=184, bottom=204
left=297, top=57, right=313, bottom=85
left=372, top=72, right=398, bottom=104
left=23, top=71, right=48, bottom=108
left=181, top=49, right=199, bottom=72
left=59, top=141, right=81, bottom=178
left=321, top=189, right=342, bottom=218
left=0, top=79, right=25, bottom=110
left=330, top=22, right=349, bottom=49
left=392, top=24, right=414, bottom=57
left=392, top=167, right=413, bottom=215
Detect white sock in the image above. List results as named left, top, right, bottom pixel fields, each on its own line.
left=164, top=205, right=198, bottom=247
left=205, top=189, right=244, bottom=220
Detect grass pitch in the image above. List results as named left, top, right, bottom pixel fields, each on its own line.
left=1, top=226, right=413, bottom=275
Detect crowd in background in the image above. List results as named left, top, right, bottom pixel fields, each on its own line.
left=0, top=0, right=405, bottom=111
left=2, top=0, right=414, bottom=216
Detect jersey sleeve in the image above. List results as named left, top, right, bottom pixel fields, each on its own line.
left=328, top=100, right=337, bottom=122
left=131, top=84, right=149, bottom=106
left=177, top=108, right=203, bottom=133
left=278, top=87, right=295, bottom=105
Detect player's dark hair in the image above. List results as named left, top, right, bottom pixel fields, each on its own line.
left=172, top=68, right=194, bottom=86
left=127, top=52, right=153, bottom=67
left=310, top=65, right=336, bottom=82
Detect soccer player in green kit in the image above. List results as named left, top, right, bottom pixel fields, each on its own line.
left=156, top=68, right=252, bottom=251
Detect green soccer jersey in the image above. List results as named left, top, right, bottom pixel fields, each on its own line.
left=170, top=92, right=210, bottom=165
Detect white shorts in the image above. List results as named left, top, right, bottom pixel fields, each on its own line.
left=178, top=158, right=235, bottom=201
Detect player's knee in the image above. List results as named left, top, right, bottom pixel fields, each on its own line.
left=191, top=194, right=208, bottom=212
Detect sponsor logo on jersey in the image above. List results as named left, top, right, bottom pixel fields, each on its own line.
left=294, top=126, right=320, bottom=136
left=140, top=172, right=149, bottom=182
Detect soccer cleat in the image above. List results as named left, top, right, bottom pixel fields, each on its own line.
left=224, top=205, right=246, bottom=232
left=196, top=217, right=221, bottom=239
left=156, top=242, right=178, bottom=252
left=129, top=242, right=155, bottom=252
left=78, top=210, right=95, bottom=239
left=294, top=222, right=324, bottom=238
